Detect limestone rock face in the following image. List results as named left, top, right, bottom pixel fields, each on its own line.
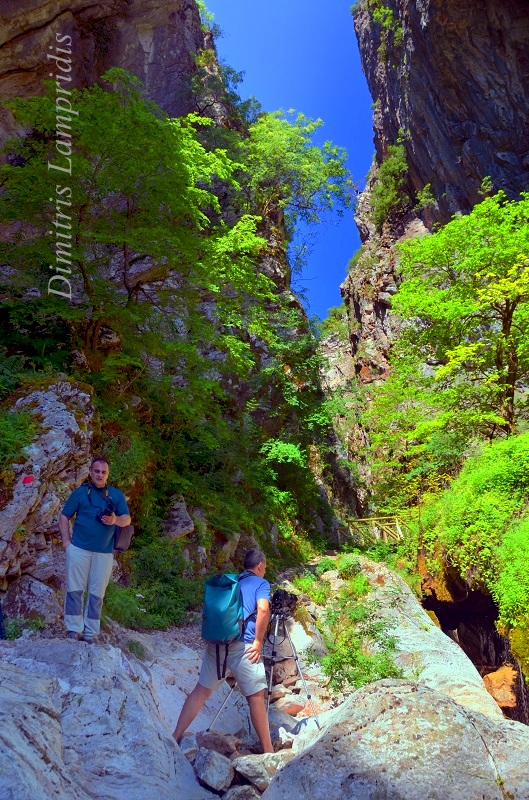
left=356, top=0, right=529, bottom=221
left=262, top=681, right=529, bottom=800
left=0, top=0, right=204, bottom=146
left=0, top=638, right=215, bottom=800
left=232, top=751, right=295, bottom=792
left=2, top=574, right=62, bottom=624
left=163, top=494, right=195, bottom=539
left=346, top=558, right=504, bottom=720
left=194, top=747, right=234, bottom=792
left=0, top=381, right=93, bottom=590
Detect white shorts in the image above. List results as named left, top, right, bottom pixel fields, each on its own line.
left=198, top=641, right=267, bottom=697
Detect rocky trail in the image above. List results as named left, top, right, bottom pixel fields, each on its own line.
left=2, top=558, right=529, bottom=799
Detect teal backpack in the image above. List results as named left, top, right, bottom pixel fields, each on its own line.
left=201, top=572, right=252, bottom=679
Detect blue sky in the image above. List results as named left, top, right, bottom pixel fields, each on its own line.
left=205, top=0, right=375, bottom=319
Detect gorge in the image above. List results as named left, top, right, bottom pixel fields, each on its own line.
left=1, top=0, right=529, bottom=797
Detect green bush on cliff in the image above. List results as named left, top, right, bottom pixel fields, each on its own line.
left=0, top=410, right=38, bottom=470
left=319, top=576, right=403, bottom=691
left=370, top=143, right=408, bottom=231
left=415, top=432, right=529, bottom=627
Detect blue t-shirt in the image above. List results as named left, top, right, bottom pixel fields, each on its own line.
left=62, top=484, right=129, bottom=554
left=239, top=570, right=271, bottom=643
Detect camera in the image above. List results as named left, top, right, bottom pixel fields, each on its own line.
left=270, top=588, right=297, bottom=617
left=96, top=501, right=115, bottom=524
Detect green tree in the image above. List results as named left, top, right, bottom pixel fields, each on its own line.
left=239, top=111, right=356, bottom=232
left=395, top=191, right=529, bottom=434
left=0, top=69, right=273, bottom=361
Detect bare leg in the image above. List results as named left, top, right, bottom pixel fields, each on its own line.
left=172, top=683, right=213, bottom=744
left=247, top=690, right=274, bottom=753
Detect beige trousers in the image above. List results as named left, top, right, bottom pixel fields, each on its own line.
left=64, top=544, right=113, bottom=637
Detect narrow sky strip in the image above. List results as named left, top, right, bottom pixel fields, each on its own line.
left=205, top=0, right=375, bottom=319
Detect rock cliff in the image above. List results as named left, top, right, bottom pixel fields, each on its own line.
left=342, top=0, right=529, bottom=378
left=0, top=0, right=204, bottom=146
left=0, top=381, right=93, bottom=593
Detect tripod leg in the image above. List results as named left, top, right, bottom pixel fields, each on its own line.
left=266, top=614, right=281, bottom=712
left=206, top=682, right=235, bottom=732
left=282, top=621, right=321, bottom=730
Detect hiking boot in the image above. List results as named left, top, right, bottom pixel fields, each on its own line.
left=79, top=635, right=96, bottom=644
left=66, top=631, right=79, bottom=640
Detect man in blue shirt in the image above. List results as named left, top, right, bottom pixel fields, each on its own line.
left=172, top=548, right=273, bottom=753
left=59, top=457, right=130, bottom=642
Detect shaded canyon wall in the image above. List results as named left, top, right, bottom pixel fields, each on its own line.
left=342, top=0, right=529, bottom=379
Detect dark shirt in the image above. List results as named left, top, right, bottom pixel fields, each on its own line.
left=239, top=570, right=271, bottom=643
left=62, top=484, right=129, bottom=554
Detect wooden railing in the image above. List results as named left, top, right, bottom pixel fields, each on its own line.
left=337, top=516, right=407, bottom=546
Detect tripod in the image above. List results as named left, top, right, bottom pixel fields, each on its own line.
left=205, top=613, right=321, bottom=732
left=266, top=610, right=320, bottom=729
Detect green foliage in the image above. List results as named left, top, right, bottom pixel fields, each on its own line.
left=494, top=518, right=529, bottom=625
left=414, top=183, right=436, bottom=211
left=0, top=349, right=28, bottom=400
left=314, top=556, right=337, bottom=576
left=365, top=192, right=529, bottom=510
left=103, top=433, right=153, bottom=496
left=370, top=144, right=408, bottom=231
left=319, top=581, right=403, bottom=692
left=292, top=571, right=331, bottom=605
left=104, top=540, right=202, bottom=628
left=0, top=410, right=38, bottom=469
left=415, top=433, right=529, bottom=626
left=127, top=639, right=146, bottom=660
left=319, top=303, right=349, bottom=340
left=103, top=583, right=166, bottom=629
left=4, top=615, right=46, bottom=639
left=0, top=67, right=357, bottom=612
left=396, top=191, right=529, bottom=434
left=196, top=0, right=216, bottom=30
left=191, top=49, right=260, bottom=126
left=347, top=246, right=364, bottom=274
left=337, top=553, right=364, bottom=580
left=239, top=111, right=356, bottom=234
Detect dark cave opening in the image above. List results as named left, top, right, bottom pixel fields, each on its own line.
left=422, top=588, right=529, bottom=725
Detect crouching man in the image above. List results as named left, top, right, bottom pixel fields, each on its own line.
left=59, top=457, right=131, bottom=643
left=172, top=548, right=273, bottom=753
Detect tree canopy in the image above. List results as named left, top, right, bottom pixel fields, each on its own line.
left=396, top=191, right=529, bottom=434
left=363, top=191, right=529, bottom=510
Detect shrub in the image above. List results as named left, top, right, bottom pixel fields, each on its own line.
left=314, top=556, right=337, bottom=576
left=370, top=143, right=408, bottom=231
left=0, top=410, right=38, bottom=470
left=127, top=638, right=147, bottom=660
left=319, top=583, right=403, bottom=691
left=103, top=583, right=166, bottom=629
left=292, top=571, right=331, bottom=605
left=4, top=615, right=46, bottom=639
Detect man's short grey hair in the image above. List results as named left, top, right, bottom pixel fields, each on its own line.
left=244, top=548, right=266, bottom=570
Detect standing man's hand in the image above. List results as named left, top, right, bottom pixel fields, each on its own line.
left=102, top=511, right=131, bottom=527
left=58, top=513, right=71, bottom=550
left=248, top=596, right=270, bottom=664
left=246, top=639, right=263, bottom=664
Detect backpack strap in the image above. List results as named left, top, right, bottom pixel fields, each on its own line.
left=215, top=643, right=230, bottom=680
left=86, top=483, right=109, bottom=506
left=238, top=571, right=258, bottom=635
